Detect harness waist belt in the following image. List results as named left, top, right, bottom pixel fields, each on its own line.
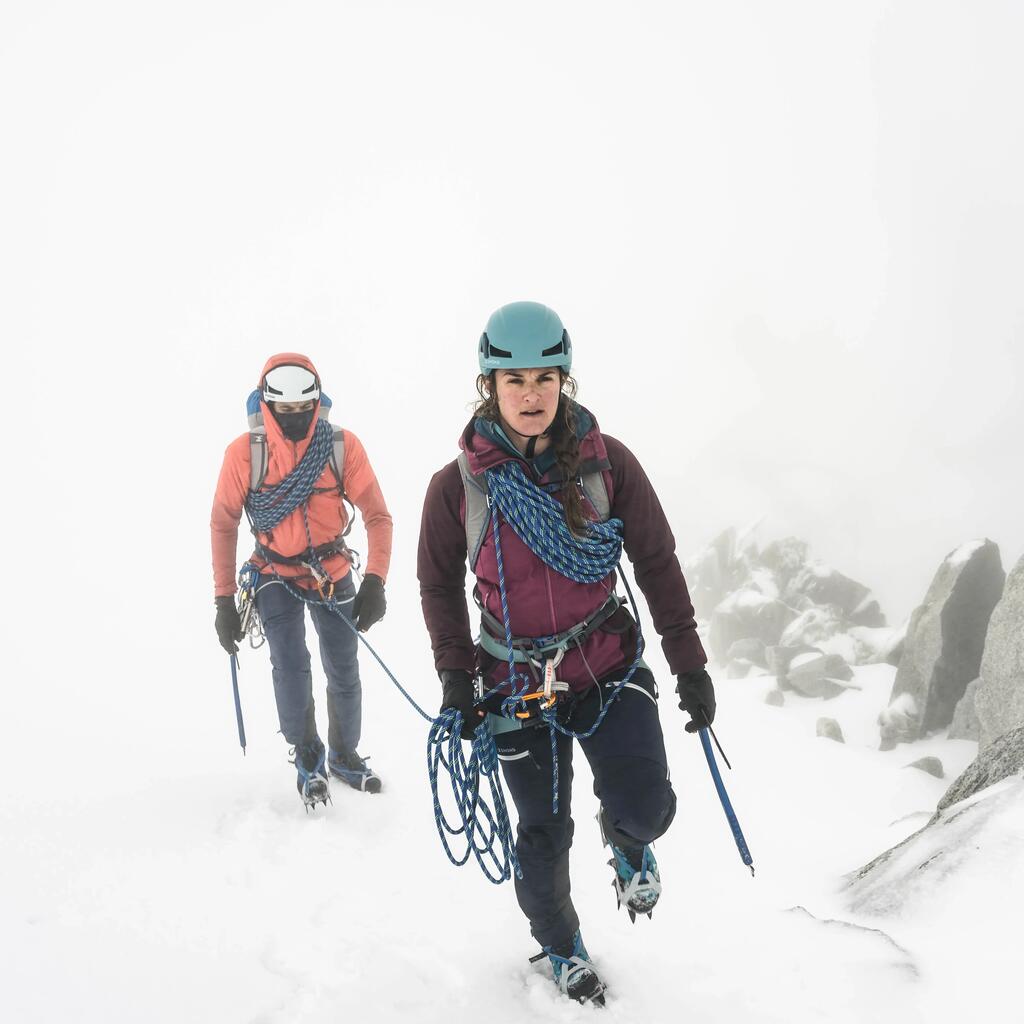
left=254, top=535, right=351, bottom=568
left=477, top=593, right=627, bottom=664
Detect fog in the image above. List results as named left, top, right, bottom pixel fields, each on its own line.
left=4, top=0, right=1022, bottom=630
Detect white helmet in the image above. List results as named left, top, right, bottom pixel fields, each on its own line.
left=262, top=364, right=320, bottom=404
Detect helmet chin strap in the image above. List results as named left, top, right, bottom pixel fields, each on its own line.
left=501, top=418, right=550, bottom=460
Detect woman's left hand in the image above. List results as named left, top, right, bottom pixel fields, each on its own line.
left=676, top=668, right=716, bottom=733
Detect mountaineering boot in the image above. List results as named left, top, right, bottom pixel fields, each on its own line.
left=291, top=737, right=330, bottom=810
left=598, top=807, right=662, bottom=922
left=328, top=748, right=382, bottom=794
left=531, top=930, right=606, bottom=1006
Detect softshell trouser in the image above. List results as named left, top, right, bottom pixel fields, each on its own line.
left=494, top=666, right=676, bottom=948
left=254, top=572, right=362, bottom=754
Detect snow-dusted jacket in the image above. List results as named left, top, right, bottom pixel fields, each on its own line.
left=418, top=407, right=706, bottom=692
left=211, top=352, right=393, bottom=597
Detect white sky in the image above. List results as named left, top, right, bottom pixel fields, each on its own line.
left=3, top=0, right=1022, bottom=624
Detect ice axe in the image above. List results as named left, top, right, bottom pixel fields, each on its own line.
left=229, top=653, right=247, bottom=754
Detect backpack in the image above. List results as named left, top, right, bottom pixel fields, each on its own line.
left=245, top=389, right=346, bottom=496
left=457, top=451, right=612, bottom=570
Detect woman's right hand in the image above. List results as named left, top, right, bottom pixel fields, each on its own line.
left=440, top=669, right=487, bottom=740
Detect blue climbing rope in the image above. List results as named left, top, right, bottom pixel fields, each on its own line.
left=483, top=460, right=647, bottom=814
left=240, top=432, right=521, bottom=883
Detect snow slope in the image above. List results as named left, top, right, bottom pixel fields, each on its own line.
left=3, top=592, right=1007, bottom=1023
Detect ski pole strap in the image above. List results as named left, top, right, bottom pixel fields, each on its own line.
left=698, top=728, right=753, bottom=875
left=230, top=654, right=246, bottom=754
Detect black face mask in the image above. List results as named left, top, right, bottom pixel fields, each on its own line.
left=273, top=408, right=316, bottom=441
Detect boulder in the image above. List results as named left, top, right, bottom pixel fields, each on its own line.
left=848, top=623, right=908, bottom=667
left=779, top=605, right=846, bottom=649
left=816, top=718, right=845, bottom=742
left=881, top=539, right=1004, bottom=747
left=708, top=588, right=796, bottom=663
left=759, top=537, right=809, bottom=588
left=783, top=560, right=876, bottom=620
left=683, top=527, right=754, bottom=621
left=878, top=693, right=918, bottom=751
left=949, top=678, right=981, bottom=742
left=903, top=757, right=944, bottom=779
left=725, top=659, right=754, bottom=679
left=787, top=652, right=849, bottom=699
left=766, top=643, right=821, bottom=687
left=975, top=554, right=1024, bottom=750
left=938, top=724, right=1024, bottom=811
left=765, top=688, right=785, bottom=707
left=726, top=637, right=768, bottom=668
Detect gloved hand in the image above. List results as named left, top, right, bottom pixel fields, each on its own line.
left=352, top=574, right=386, bottom=632
left=676, top=668, right=716, bottom=733
left=440, top=669, right=486, bottom=740
left=215, top=596, right=244, bottom=654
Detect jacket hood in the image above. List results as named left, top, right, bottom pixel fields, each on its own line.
left=258, top=352, right=322, bottom=448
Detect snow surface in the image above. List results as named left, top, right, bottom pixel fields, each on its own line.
left=2, top=603, right=1009, bottom=1023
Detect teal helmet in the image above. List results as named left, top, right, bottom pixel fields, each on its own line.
left=478, top=301, right=572, bottom=376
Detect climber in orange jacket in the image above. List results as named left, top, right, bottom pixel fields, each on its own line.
left=211, top=353, right=393, bottom=805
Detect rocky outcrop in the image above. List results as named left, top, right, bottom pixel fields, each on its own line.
left=879, top=540, right=1004, bottom=749
left=685, top=531, right=888, bottom=679
left=974, top=554, right=1024, bottom=749
left=937, top=725, right=1024, bottom=811
left=949, top=678, right=981, bottom=741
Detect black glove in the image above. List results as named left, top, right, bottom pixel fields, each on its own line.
left=440, top=669, right=486, bottom=740
left=352, top=574, right=386, bottom=632
left=676, top=668, right=716, bottom=733
left=215, top=596, right=244, bottom=654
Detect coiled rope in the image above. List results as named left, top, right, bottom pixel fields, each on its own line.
left=240, top=428, right=520, bottom=882
left=482, top=460, right=646, bottom=814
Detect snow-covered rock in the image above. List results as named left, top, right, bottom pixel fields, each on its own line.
left=879, top=539, right=1004, bottom=748
left=708, top=587, right=795, bottom=663
left=937, top=724, right=1024, bottom=811
left=975, top=554, right=1024, bottom=750
left=903, top=757, right=944, bottom=779
left=787, top=651, right=855, bottom=699
left=779, top=605, right=846, bottom=648
left=848, top=623, right=907, bottom=667
left=782, top=561, right=882, bottom=624
left=845, top=774, right=1024, bottom=917
left=726, top=637, right=768, bottom=667
left=816, top=717, right=844, bottom=742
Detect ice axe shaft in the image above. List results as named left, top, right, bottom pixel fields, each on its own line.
left=230, top=654, right=246, bottom=754
left=699, top=727, right=753, bottom=875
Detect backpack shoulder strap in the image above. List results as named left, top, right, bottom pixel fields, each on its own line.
left=457, top=451, right=491, bottom=571
left=248, top=427, right=268, bottom=493
left=578, top=458, right=612, bottom=522
left=328, top=427, right=346, bottom=492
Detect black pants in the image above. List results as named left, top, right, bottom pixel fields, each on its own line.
left=494, top=667, right=676, bottom=948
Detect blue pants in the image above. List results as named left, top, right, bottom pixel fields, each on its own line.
left=494, top=667, right=676, bottom=948
left=255, top=573, right=362, bottom=754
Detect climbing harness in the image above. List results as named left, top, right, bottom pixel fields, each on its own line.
left=481, top=459, right=646, bottom=814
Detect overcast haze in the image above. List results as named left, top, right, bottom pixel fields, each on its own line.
left=3, top=0, right=1023, bottom=627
